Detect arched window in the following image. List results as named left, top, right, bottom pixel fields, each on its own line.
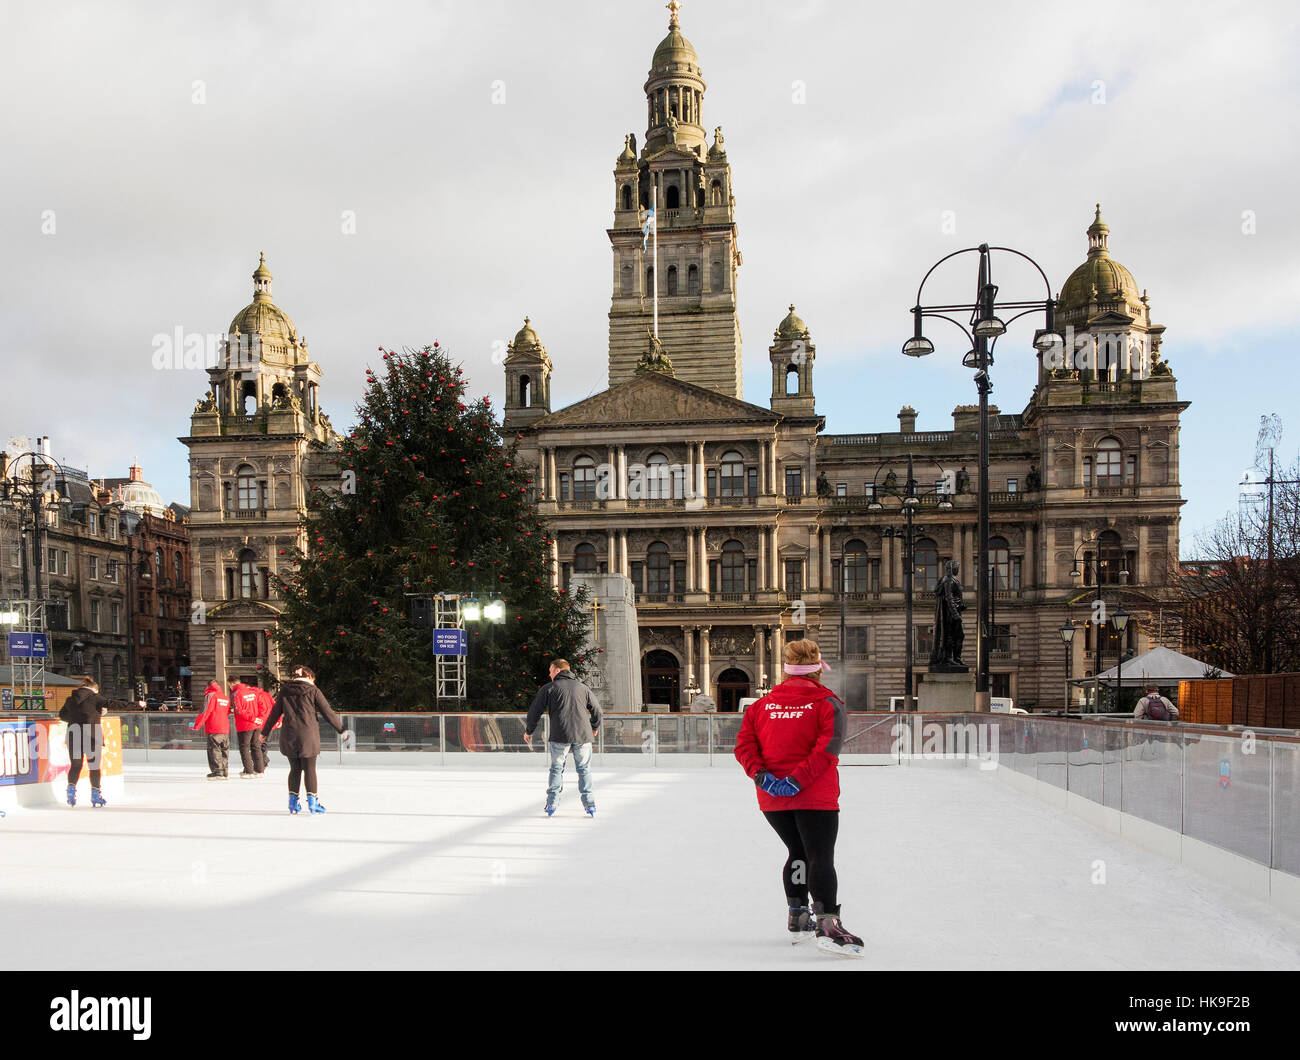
left=785, top=365, right=800, bottom=395
left=175, top=551, right=184, bottom=583
left=666, top=185, right=680, bottom=209
left=621, top=265, right=634, bottom=295
left=236, top=464, right=259, bottom=509
left=574, top=543, right=597, bottom=572
left=915, top=538, right=940, bottom=592
left=721, top=540, right=746, bottom=593
left=711, top=259, right=723, bottom=291
left=239, top=549, right=258, bottom=599
left=1098, top=529, right=1125, bottom=584
left=646, top=453, right=671, bottom=499
left=647, top=541, right=671, bottom=594
left=687, top=264, right=700, bottom=295
left=640, top=189, right=649, bottom=210
left=711, top=180, right=723, bottom=205
left=667, top=265, right=678, bottom=296
left=621, top=185, right=632, bottom=211
left=519, top=374, right=531, bottom=407
left=646, top=267, right=655, bottom=294
left=93, top=655, right=103, bottom=686
left=154, top=547, right=163, bottom=576
left=1096, top=437, right=1122, bottom=487
left=573, top=456, right=598, bottom=501
left=843, top=539, right=869, bottom=593
left=719, top=450, right=745, bottom=498
left=989, top=537, right=1010, bottom=591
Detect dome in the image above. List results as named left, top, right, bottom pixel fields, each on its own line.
left=1058, top=205, right=1142, bottom=316
left=229, top=300, right=298, bottom=341
left=511, top=317, right=542, bottom=350
left=652, top=25, right=699, bottom=71
left=117, top=481, right=168, bottom=518
left=776, top=304, right=810, bottom=341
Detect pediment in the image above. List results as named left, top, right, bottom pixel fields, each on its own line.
left=644, top=145, right=705, bottom=165
left=209, top=599, right=281, bottom=621
left=1084, top=311, right=1136, bottom=328
left=535, top=373, right=781, bottom=430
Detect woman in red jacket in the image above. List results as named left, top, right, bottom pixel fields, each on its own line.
left=734, top=639, right=863, bottom=958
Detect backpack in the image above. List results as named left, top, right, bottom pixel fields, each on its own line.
left=1143, top=695, right=1168, bottom=721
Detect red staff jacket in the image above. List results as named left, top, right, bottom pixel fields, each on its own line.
left=193, top=684, right=231, bottom=735
left=734, top=676, right=846, bottom=812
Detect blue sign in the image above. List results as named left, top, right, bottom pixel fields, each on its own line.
left=433, top=629, right=468, bottom=656
left=7, top=632, right=49, bottom=658
left=0, top=721, right=37, bottom=786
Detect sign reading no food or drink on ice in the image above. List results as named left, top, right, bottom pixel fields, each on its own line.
left=433, top=629, right=468, bottom=656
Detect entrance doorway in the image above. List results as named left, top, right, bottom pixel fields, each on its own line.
left=716, top=668, right=751, bottom=712
left=643, top=650, right=681, bottom=711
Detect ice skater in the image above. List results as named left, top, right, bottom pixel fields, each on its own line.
left=734, top=639, right=863, bottom=958
left=58, top=677, right=128, bottom=807
left=523, top=659, right=601, bottom=817
left=261, top=664, right=348, bottom=815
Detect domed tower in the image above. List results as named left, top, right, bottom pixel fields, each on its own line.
left=769, top=305, right=816, bottom=415
left=183, top=254, right=339, bottom=691
left=1047, top=205, right=1168, bottom=388
left=608, top=2, right=743, bottom=397
left=502, top=317, right=552, bottom=430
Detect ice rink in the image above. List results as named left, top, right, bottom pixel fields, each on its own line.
left=6, top=761, right=1300, bottom=970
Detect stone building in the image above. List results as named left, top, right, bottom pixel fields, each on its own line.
left=102, top=464, right=193, bottom=699
left=181, top=254, right=340, bottom=690
left=502, top=11, right=1189, bottom=710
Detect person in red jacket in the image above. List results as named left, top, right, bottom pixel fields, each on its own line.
left=255, top=685, right=277, bottom=774
left=231, top=681, right=267, bottom=778
left=192, top=681, right=232, bottom=780
left=734, top=638, right=863, bottom=958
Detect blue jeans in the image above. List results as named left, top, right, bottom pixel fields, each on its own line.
left=547, top=742, right=593, bottom=804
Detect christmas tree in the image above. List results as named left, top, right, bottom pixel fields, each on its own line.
left=274, top=345, right=591, bottom=711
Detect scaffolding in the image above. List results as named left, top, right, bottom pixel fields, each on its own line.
left=1, top=599, right=48, bottom=711
left=433, top=593, right=466, bottom=704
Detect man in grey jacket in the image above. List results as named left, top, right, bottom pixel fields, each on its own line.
left=524, top=659, right=602, bottom=817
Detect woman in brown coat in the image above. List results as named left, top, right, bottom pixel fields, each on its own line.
left=261, top=665, right=349, bottom=815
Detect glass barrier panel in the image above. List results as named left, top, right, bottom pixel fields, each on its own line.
left=1066, top=721, right=1103, bottom=804
left=1118, top=727, right=1183, bottom=831
left=1035, top=719, right=1068, bottom=790
left=843, top=715, right=907, bottom=757
left=1183, top=731, right=1271, bottom=865
left=712, top=714, right=744, bottom=756
left=1102, top=724, right=1124, bottom=810
left=118, top=713, right=148, bottom=750
left=600, top=715, right=655, bottom=755
left=1273, top=741, right=1300, bottom=875
left=655, top=715, right=685, bottom=755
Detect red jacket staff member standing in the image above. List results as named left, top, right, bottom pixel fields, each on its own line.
left=734, top=639, right=864, bottom=958
left=193, top=681, right=232, bottom=780
left=231, top=681, right=268, bottom=778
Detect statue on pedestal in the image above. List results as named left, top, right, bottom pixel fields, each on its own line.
left=929, top=560, right=968, bottom=673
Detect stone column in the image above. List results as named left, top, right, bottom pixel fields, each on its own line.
left=699, top=626, right=712, bottom=699
left=757, top=529, right=767, bottom=590
left=547, top=447, right=558, bottom=499
left=618, top=529, right=629, bottom=576
left=684, top=625, right=696, bottom=694
left=754, top=625, right=765, bottom=687
left=607, top=529, right=616, bottom=572
left=770, top=624, right=782, bottom=683
left=1137, top=522, right=1149, bottom=584
left=821, top=529, right=831, bottom=590
left=769, top=527, right=779, bottom=588
left=697, top=527, right=707, bottom=591
left=686, top=528, right=695, bottom=589
left=617, top=446, right=627, bottom=501
left=606, top=447, right=617, bottom=500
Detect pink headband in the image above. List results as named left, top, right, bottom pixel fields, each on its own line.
left=784, top=661, right=830, bottom=675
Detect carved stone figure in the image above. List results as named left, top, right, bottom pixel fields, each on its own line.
left=1026, top=464, right=1042, bottom=492
left=816, top=470, right=832, bottom=498
left=194, top=390, right=218, bottom=413
left=929, top=560, right=968, bottom=673
left=956, top=466, right=971, bottom=494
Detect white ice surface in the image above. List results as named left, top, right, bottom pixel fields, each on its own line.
left=5, top=762, right=1300, bottom=970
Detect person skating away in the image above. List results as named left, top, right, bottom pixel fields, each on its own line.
left=231, top=681, right=267, bottom=778
left=523, top=659, right=601, bottom=817
left=734, top=638, right=864, bottom=959
left=192, top=681, right=232, bottom=780
left=261, top=664, right=348, bottom=815
left=254, top=684, right=277, bottom=776
left=58, top=677, right=130, bottom=807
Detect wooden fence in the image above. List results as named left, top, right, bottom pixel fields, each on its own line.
left=1178, top=674, right=1300, bottom=728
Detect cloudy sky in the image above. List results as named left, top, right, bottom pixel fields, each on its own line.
left=2, top=0, right=1297, bottom=551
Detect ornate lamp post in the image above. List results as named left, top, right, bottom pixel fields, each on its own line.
left=1059, top=620, right=1076, bottom=715
left=869, top=454, right=953, bottom=711
left=903, top=246, right=1059, bottom=710
left=1112, top=604, right=1130, bottom=713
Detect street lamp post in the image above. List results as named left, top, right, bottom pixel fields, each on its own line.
left=870, top=454, right=952, bottom=712
left=0, top=447, right=55, bottom=604
left=1059, top=620, right=1076, bottom=714
left=903, top=246, right=1059, bottom=710
left=1113, top=604, right=1130, bottom=713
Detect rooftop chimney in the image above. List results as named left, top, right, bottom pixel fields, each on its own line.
left=898, top=406, right=917, bottom=434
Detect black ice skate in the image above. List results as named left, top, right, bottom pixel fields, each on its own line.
left=813, top=902, right=865, bottom=959
left=787, top=903, right=815, bottom=945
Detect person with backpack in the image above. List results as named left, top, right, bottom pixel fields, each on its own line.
left=734, top=638, right=864, bottom=959
left=1133, top=685, right=1178, bottom=722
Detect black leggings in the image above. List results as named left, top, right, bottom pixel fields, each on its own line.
left=762, top=810, right=839, bottom=910
left=287, top=756, right=319, bottom=795
left=65, top=727, right=103, bottom=789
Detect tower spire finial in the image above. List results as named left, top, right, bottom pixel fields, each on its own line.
left=667, top=0, right=682, bottom=28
